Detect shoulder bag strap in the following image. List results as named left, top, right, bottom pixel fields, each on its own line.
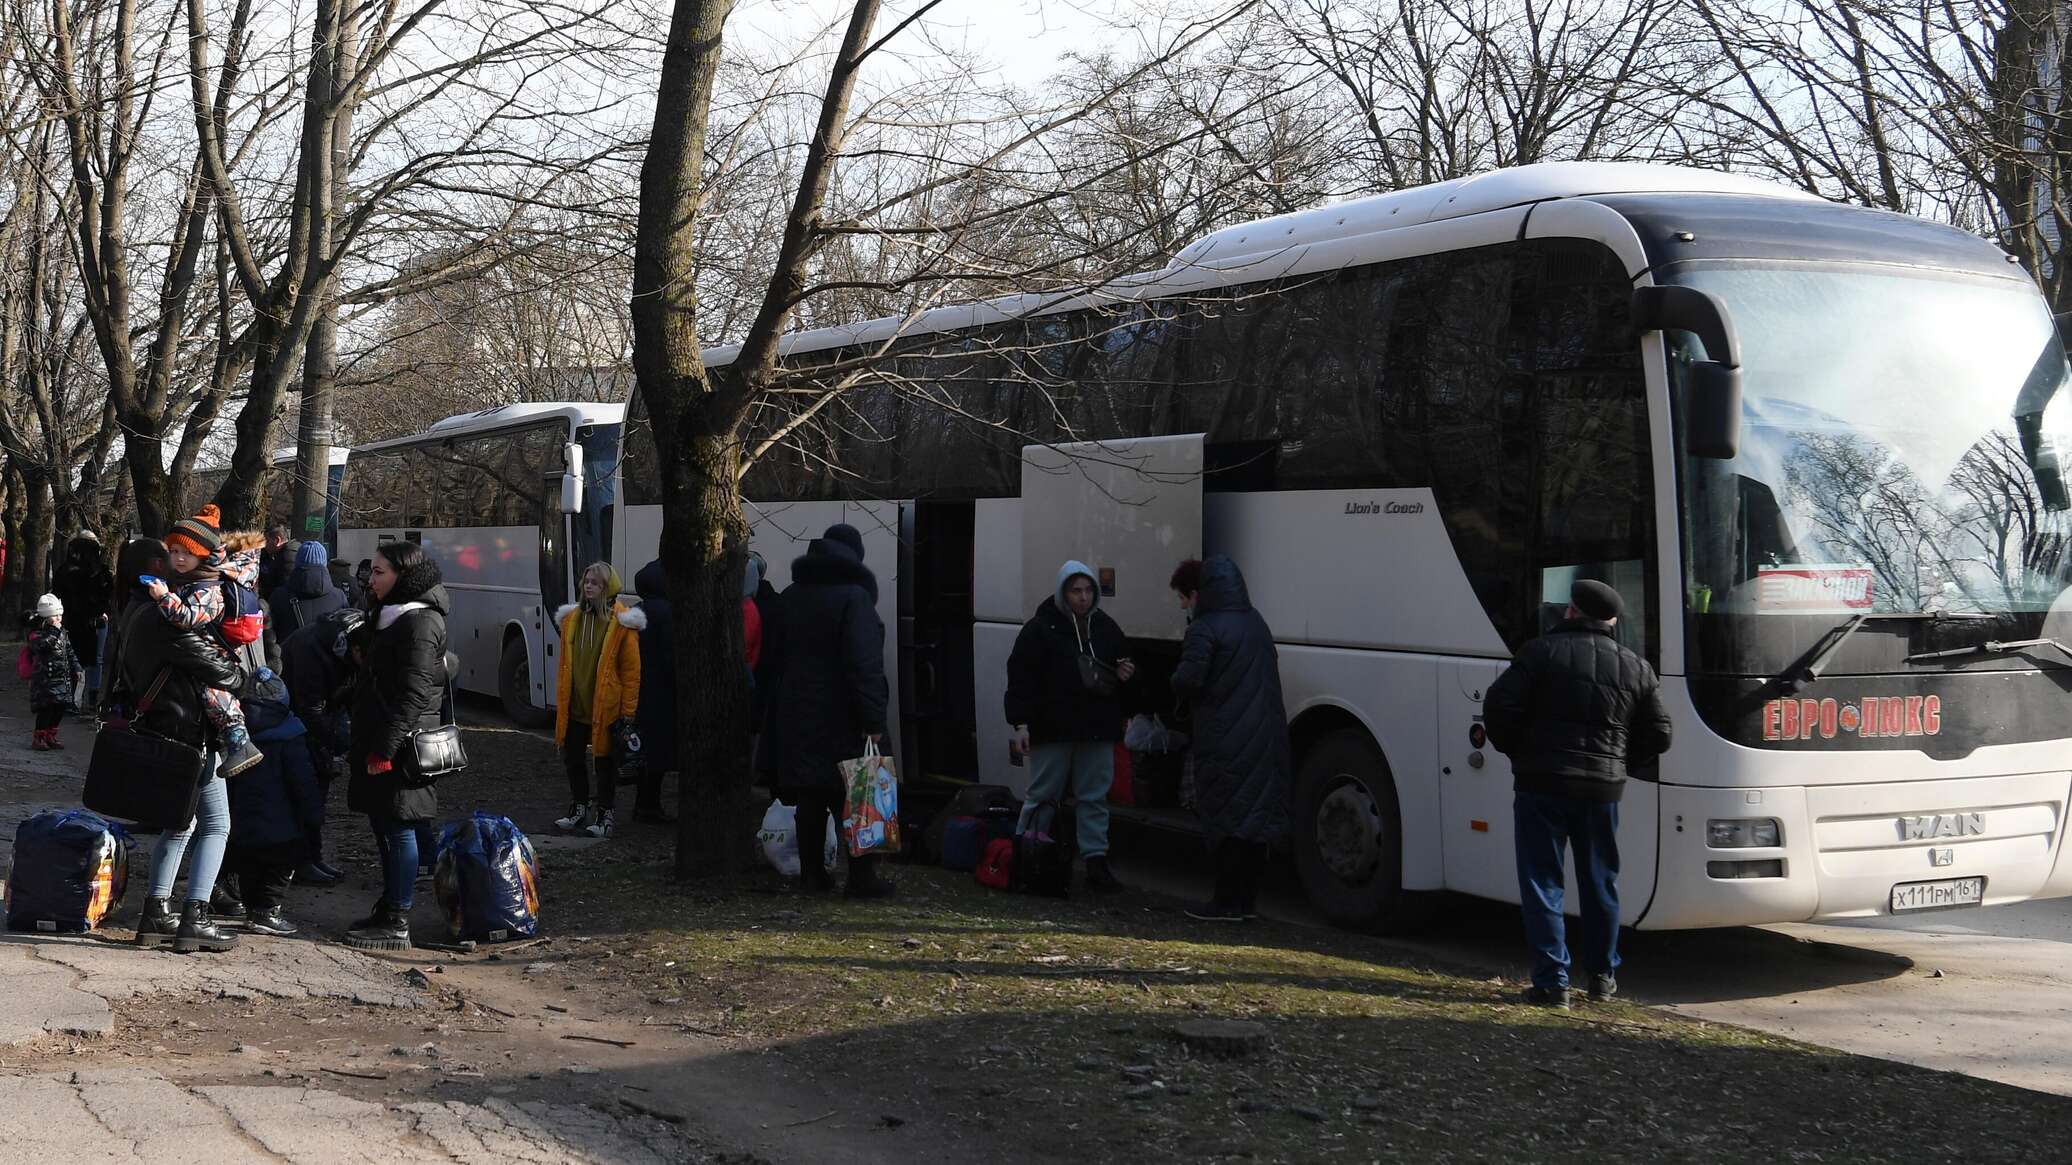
left=134, top=667, right=174, bottom=713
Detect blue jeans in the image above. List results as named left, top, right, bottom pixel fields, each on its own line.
left=369, top=816, right=434, bottom=911
left=1021, top=741, right=1115, bottom=858
left=148, top=769, right=229, bottom=902
left=1513, top=791, right=1621, bottom=992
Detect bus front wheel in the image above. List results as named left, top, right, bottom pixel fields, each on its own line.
left=1292, top=728, right=1430, bottom=933
left=498, top=637, right=554, bottom=729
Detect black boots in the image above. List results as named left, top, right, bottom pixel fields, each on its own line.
left=343, top=908, right=411, bottom=951
left=135, top=898, right=180, bottom=947
left=210, top=882, right=247, bottom=922
left=1084, top=856, right=1124, bottom=894
left=844, top=856, right=896, bottom=899
left=347, top=898, right=392, bottom=931
left=174, top=900, right=240, bottom=953
left=246, top=906, right=299, bottom=937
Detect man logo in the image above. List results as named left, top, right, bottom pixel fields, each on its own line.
left=1900, top=813, right=1984, bottom=841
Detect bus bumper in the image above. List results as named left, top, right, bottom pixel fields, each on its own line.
left=1640, top=771, right=2072, bottom=930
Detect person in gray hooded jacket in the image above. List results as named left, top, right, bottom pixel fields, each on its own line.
left=1004, top=560, right=1135, bottom=891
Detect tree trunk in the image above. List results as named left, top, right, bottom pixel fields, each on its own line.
left=632, top=0, right=748, bottom=880
left=661, top=412, right=752, bottom=882
left=19, top=469, right=53, bottom=607
left=295, top=1, right=355, bottom=543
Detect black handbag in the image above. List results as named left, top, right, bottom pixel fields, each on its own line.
left=379, top=677, right=467, bottom=782
left=82, top=669, right=208, bottom=829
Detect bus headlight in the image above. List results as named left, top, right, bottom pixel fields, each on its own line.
left=1707, top=818, right=1781, bottom=848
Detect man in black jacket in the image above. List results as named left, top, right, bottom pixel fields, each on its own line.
left=1484, top=579, right=1671, bottom=1008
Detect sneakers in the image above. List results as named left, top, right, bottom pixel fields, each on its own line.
left=1186, top=900, right=1245, bottom=922
left=246, top=907, right=299, bottom=937
left=584, top=809, right=615, bottom=839
left=343, top=908, right=412, bottom=951
left=134, top=897, right=180, bottom=947
left=1522, top=985, right=1571, bottom=1010
left=554, top=802, right=594, bottom=832
left=218, top=729, right=264, bottom=779
left=1588, top=973, right=1618, bottom=1003
left=1083, top=856, right=1125, bottom=894
left=173, top=900, right=241, bottom=953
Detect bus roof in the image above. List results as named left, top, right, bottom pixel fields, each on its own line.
left=354, top=401, right=625, bottom=452
left=696, top=162, right=1821, bottom=370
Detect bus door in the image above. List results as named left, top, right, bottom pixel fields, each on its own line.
left=1441, top=663, right=1521, bottom=904
left=1020, top=435, right=1204, bottom=645
left=899, top=502, right=978, bottom=790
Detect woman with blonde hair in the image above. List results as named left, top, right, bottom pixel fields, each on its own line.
left=553, top=562, right=643, bottom=838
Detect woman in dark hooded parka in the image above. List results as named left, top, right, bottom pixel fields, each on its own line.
left=51, top=533, right=111, bottom=705
left=759, top=524, right=891, bottom=897
left=1169, top=555, right=1291, bottom=922
left=631, top=558, right=675, bottom=823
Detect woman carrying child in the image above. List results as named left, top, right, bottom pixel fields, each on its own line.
left=148, top=504, right=268, bottom=778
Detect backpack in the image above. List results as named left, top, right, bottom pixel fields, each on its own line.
left=5, top=810, right=129, bottom=933
left=218, top=578, right=264, bottom=646
left=974, top=837, right=1016, bottom=889
left=922, top=783, right=1017, bottom=861
left=1012, top=802, right=1074, bottom=898
left=433, top=812, right=541, bottom=942
left=14, top=645, right=30, bottom=680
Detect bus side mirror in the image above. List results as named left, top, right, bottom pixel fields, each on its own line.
left=1633, top=285, right=1743, bottom=460
left=560, top=443, right=585, bottom=514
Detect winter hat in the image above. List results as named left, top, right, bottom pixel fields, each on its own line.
left=33, top=593, right=62, bottom=619
left=296, top=540, right=329, bottom=568
left=742, top=553, right=762, bottom=599
left=166, top=503, right=224, bottom=560
left=1571, top=578, right=1625, bottom=622
left=72, top=530, right=99, bottom=545
left=822, top=523, right=865, bottom=562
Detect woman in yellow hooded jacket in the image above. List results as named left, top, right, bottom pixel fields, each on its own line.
left=552, top=562, right=643, bottom=838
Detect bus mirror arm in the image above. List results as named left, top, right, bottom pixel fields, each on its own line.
left=1632, top=285, right=1742, bottom=461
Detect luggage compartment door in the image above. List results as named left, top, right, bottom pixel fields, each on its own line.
left=1020, top=435, right=1205, bottom=643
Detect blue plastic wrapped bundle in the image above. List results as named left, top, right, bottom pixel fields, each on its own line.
left=6, top=809, right=129, bottom=933
left=432, top=812, right=540, bottom=942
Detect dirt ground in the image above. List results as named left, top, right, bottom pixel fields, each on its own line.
left=2, top=683, right=2071, bottom=1163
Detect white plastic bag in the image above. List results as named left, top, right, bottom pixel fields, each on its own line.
left=754, top=800, right=837, bottom=878
left=1125, top=713, right=1187, bottom=753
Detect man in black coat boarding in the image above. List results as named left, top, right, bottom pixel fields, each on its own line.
left=1484, top=579, right=1671, bottom=1009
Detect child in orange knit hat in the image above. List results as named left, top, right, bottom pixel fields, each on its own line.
left=150, top=504, right=266, bottom=778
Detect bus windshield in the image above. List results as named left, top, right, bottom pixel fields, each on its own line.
left=1673, top=262, right=2072, bottom=675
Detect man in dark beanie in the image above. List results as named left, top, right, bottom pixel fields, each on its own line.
left=1484, top=578, right=1671, bottom=1009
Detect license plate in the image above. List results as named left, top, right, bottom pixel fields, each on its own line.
left=1889, top=877, right=1985, bottom=913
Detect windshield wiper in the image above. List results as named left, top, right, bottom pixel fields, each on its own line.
left=1779, top=612, right=1990, bottom=693
left=1907, top=638, right=2072, bottom=666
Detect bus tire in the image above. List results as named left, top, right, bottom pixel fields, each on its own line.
left=499, top=636, right=553, bottom=729
left=1292, top=728, right=1431, bottom=933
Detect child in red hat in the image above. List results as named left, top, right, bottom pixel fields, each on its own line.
left=149, top=504, right=266, bottom=778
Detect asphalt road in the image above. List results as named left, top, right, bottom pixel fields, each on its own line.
left=1105, top=819, right=2072, bottom=1098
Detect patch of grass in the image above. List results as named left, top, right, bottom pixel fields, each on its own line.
left=549, top=842, right=2072, bottom=1163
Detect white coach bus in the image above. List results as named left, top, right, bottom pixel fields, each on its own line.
left=617, top=161, right=2072, bottom=930
left=340, top=402, right=623, bottom=726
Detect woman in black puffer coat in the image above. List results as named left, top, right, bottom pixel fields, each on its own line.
left=758, top=524, right=891, bottom=897
left=1169, top=555, right=1291, bottom=922
left=342, top=540, right=451, bottom=951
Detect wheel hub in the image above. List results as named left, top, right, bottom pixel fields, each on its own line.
left=1315, top=778, right=1383, bottom=883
